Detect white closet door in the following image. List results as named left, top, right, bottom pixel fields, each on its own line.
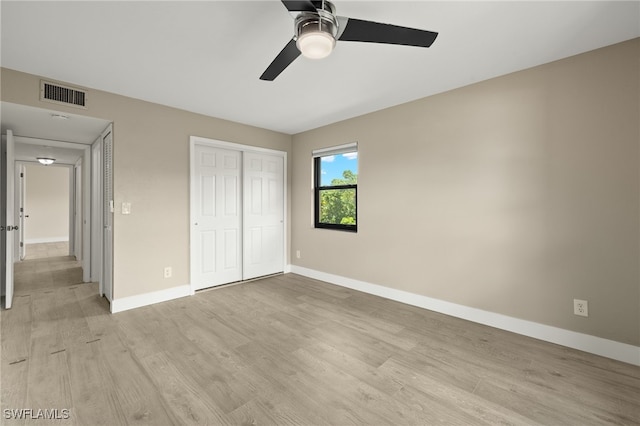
left=192, top=145, right=242, bottom=290
left=243, top=152, right=284, bottom=280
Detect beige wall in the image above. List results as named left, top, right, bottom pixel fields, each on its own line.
left=24, top=164, right=69, bottom=243
left=291, top=39, right=640, bottom=346
left=1, top=68, right=293, bottom=299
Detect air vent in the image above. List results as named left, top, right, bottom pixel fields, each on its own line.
left=40, top=80, right=87, bottom=109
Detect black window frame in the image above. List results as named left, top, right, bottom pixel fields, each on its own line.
left=313, top=154, right=358, bottom=232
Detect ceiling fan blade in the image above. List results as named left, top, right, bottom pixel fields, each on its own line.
left=281, top=0, right=317, bottom=13
left=260, top=38, right=301, bottom=81
left=337, top=18, right=438, bottom=48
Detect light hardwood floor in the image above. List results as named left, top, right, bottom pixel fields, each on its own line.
left=1, top=272, right=639, bottom=425
left=13, top=242, right=83, bottom=293
left=22, top=242, right=70, bottom=260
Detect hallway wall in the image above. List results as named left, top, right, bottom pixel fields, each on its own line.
left=24, top=164, right=69, bottom=243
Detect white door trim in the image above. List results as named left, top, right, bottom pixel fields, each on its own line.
left=82, top=147, right=91, bottom=283
left=66, top=163, right=74, bottom=257
left=102, top=127, right=114, bottom=303
left=91, top=124, right=114, bottom=301
left=73, top=159, right=82, bottom=261
left=91, top=134, right=104, bottom=295
left=189, top=136, right=287, bottom=294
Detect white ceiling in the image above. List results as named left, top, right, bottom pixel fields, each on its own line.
left=1, top=103, right=110, bottom=144
left=1, top=1, right=639, bottom=136
left=13, top=140, right=86, bottom=166
left=1, top=102, right=111, bottom=164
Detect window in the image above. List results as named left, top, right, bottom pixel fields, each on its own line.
left=313, top=143, right=358, bottom=232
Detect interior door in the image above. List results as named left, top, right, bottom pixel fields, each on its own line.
left=243, top=152, right=284, bottom=280
left=17, top=163, right=26, bottom=261
left=191, top=144, right=242, bottom=290
left=3, top=130, right=16, bottom=309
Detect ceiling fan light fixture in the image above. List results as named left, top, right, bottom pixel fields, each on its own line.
left=295, top=7, right=338, bottom=60
left=37, top=157, right=56, bottom=166
left=297, top=30, right=335, bottom=59
left=260, top=0, right=438, bottom=81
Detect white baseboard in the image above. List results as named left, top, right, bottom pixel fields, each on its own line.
left=25, top=237, right=69, bottom=244
left=110, top=284, right=192, bottom=314
left=290, top=265, right=640, bottom=366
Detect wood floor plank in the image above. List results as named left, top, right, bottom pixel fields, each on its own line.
left=14, top=248, right=82, bottom=293
left=162, top=345, right=262, bottom=415
left=225, top=395, right=319, bottom=426
left=617, top=397, right=640, bottom=425
left=98, top=332, right=178, bottom=425
left=55, top=287, right=95, bottom=349
left=1, top=358, right=29, bottom=425
left=65, top=339, right=127, bottom=425
left=24, top=334, right=74, bottom=425
left=473, top=375, right=618, bottom=425
left=113, top=306, right=174, bottom=360
left=73, top=284, right=117, bottom=339
left=391, top=381, right=532, bottom=425
left=163, top=297, right=251, bottom=351
left=139, top=351, right=231, bottom=425
left=303, top=319, right=400, bottom=368
left=296, top=293, right=409, bottom=337
left=379, top=357, right=535, bottom=425
left=29, top=289, right=61, bottom=340
left=303, top=340, right=404, bottom=396
left=0, top=294, right=32, bottom=364
left=287, top=346, right=424, bottom=425
left=523, top=358, right=640, bottom=412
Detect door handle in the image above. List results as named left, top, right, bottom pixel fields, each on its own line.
left=0, top=226, right=4, bottom=232
left=5, top=225, right=18, bottom=231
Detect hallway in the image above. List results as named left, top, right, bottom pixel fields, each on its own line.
left=13, top=242, right=83, bottom=294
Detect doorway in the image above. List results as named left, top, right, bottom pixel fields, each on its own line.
left=13, top=163, right=81, bottom=293
left=190, top=136, right=286, bottom=291
left=1, top=102, right=113, bottom=310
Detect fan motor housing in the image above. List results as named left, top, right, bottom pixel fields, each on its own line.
left=295, top=1, right=338, bottom=40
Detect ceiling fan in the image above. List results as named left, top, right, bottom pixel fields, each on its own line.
left=260, top=0, right=439, bottom=81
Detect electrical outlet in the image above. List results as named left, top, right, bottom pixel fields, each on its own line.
left=296, top=250, right=301, bottom=259
left=573, top=299, right=588, bottom=317
left=164, top=267, right=172, bottom=279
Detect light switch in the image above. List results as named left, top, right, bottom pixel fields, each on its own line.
left=122, top=202, right=132, bottom=215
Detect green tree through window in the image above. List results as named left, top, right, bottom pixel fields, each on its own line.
left=314, top=148, right=357, bottom=232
